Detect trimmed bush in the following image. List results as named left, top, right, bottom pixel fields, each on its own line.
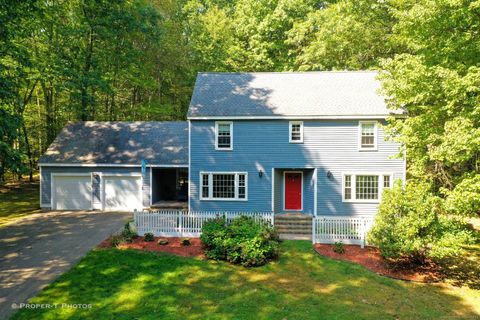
left=200, top=217, right=228, bottom=260
left=368, top=181, right=475, bottom=264
left=200, top=216, right=279, bottom=267
left=121, top=222, right=138, bottom=243
left=144, top=232, right=155, bottom=242
left=110, top=234, right=124, bottom=247
left=333, top=242, right=345, bottom=254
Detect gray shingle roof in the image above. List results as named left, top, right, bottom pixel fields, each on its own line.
left=188, top=71, right=397, bottom=118
left=39, top=121, right=188, bottom=165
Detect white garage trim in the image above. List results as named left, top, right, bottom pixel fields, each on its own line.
left=51, top=173, right=93, bottom=210
left=101, top=173, right=143, bottom=211
left=149, top=167, right=153, bottom=207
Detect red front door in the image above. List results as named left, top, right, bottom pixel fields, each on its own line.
left=284, top=172, right=302, bottom=210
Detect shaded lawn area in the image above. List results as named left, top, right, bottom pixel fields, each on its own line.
left=12, top=241, right=480, bottom=320
left=0, top=182, right=40, bottom=227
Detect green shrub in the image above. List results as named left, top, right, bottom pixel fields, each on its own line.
left=144, top=232, right=155, bottom=242
left=200, top=215, right=279, bottom=267
left=333, top=242, right=345, bottom=254
left=200, top=217, right=228, bottom=260
left=110, top=234, right=124, bottom=247
left=121, top=222, right=138, bottom=243
left=368, top=181, right=475, bottom=264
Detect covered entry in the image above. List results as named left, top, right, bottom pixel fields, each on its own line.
left=151, top=168, right=188, bottom=209
left=273, top=168, right=315, bottom=215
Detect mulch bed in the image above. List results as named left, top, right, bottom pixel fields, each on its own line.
left=313, top=244, right=442, bottom=283
left=98, top=236, right=205, bottom=258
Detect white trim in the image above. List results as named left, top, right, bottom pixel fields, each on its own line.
left=289, top=121, right=304, bottom=143
left=51, top=173, right=93, bottom=210
left=149, top=164, right=189, bottom=168
left=342, top=172, right=393, bottom=203
left=101, top=173, right=143, bottom=211
left=313, top=168, right=318, bottom=216
left=188, top=115, right=399, bottom=120
left=215, top=121, right=233, bottom=150
left=358, top=121, right=378, bottom=151
left=188, top=120, right=191, bottom=211
left=199, top=171, right=248, bottom=201
left=38, top=163, right=187, bottom=168
left=283, top=171, right=303, bottom=211
left=149, top=167, right=153, bottom=207
left=403, top=147, right=407, bottom=185
left=101, top=173, right=142, bottom=177
left=271, top=168, right=275, bottom=212
left=49, top=172, right=95, bottom=177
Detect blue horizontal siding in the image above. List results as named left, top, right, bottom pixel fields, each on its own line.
left=189, top=120, right=404, bottom=216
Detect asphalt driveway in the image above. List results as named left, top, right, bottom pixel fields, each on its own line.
left=0, top=211, right=131, bottom=320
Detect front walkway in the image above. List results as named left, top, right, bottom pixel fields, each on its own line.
left=0, top=210, right=131, bottom=319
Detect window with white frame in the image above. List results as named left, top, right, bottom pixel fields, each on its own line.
left=289, top=121, right=303, bottom=143
left=200, top=172, right=247, bottom=200
left=343, top=174, right=392, bottom=202
left=359, top=121, right=377, bottom=150
left=215, top=122, right=232, bottom=150
left=383, top=175, right=391, bottom=188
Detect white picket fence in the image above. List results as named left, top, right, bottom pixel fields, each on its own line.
left=312, top=216, right=374, bottom=248
left=134, top=210, right=274, bottom=237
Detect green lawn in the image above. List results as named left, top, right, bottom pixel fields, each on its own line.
left=12, top=241, right=480, bottom=320
left=0, top=182, right=40, bottom=227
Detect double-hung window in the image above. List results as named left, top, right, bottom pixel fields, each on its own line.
left=289, top=121, right=303, bottom=143
left=215, top=122, right=232, bottom=150
left=200, top=172, right=247, bottom=200
left=343, top=174, right=392, bottom=202
left=359, top=121, right=377, bottom=150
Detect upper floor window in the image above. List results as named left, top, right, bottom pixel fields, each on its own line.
left=215, top=122, right=232, bottom=150
left=289, top=121, right=303, bottom=143
left=359, top=121, right=377, bottom=150
left=343, top=173, right=391, bottom=202
left=200, top=172, right=247, bottom=201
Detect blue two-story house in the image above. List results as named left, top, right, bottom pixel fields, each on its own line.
left=188, top=71, right=405, bottom=216
left=38, top=71, right=405, bottom=218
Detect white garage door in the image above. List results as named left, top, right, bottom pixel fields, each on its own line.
left=104, top=176, right=142, bottom=211
left=53, top=175, right=92, bottom=210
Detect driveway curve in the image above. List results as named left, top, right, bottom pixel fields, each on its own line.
left=0, top=211, right=131, bottom=320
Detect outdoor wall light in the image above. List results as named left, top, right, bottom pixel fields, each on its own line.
left=327, top=171, right=333, bottom=179
left=258, top=170, right=263, bottom=178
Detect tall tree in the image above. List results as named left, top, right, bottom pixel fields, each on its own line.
left=380, top=0, right=480, bottom=217
left=287, top=0, right=397, bottom=70
left=0, top=0, right=40, bottom=180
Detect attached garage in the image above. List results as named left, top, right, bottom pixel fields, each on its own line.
left=52, top=175, right=92, bottom=210
left=38, top=121, right=189, bottom=211
left=103, top=175, right=142, bottom=211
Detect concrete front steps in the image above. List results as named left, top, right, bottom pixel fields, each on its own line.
left=274, top=213, right=312, bottom=240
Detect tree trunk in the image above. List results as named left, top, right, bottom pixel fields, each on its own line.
left=80, top=27, right=95, bottom=121
left=21, top=123, right=34, bottom=182
left=41, top=80, right=56, bottom=144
